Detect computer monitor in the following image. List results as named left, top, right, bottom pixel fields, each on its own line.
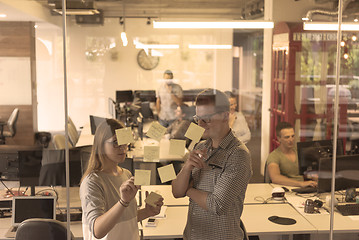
left=297, top=139, right=344, bottom=175
left=116, top=90, right=134, bottom=103
left=19, top=149, right=83, bottom=196
left=18, top=150, right=43, bottom=196
left=134, top=90, right=156, bottom=102
left=89, top=115, right=107, bottom=135
left=318, top=154, right=359, bottom=193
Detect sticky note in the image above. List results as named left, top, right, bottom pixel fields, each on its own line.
left=169, top=139, right=186, bottom=156
left=115, top=127, right=135, bottom=145
left=146, top=121, right=167, bottom=142
left=134, top=169, right=151, bottom=186
left=144, top=146, right=160, bottom=162
left=184, top=122, right=205, bottom=143
left=145, top=191, right=163, bottom=207
left=157, top=164, right=177, bottom=183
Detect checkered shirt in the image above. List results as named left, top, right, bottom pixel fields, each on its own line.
left=183, top=131, right=252, bottom=240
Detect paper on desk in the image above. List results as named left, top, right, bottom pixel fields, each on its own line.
left=169, top=139, right=186, bottom=156
left=157, top=164, right=177, bottom=183
left=144, top=145, right=160, bottom=162
left=146, top=121, right=167, bottom=142
left=185, top=123, right=205, bottom=150
left=115, top=127, right=135, bottom=145
left=134, top=169, right=151, bottom=186
left=145, top=191, right=163, bottom=207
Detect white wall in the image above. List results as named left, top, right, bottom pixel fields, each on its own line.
left=36, top=18, right=233, bottom=131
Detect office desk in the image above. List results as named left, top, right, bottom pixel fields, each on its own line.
left=141, top=185, right=189, bottom=206
left=142, top=206, right=188, bottom=239
left=244, top=183, right=276, bottom=204
left=242, top=203, right=317, bottom=236
left=286, top=194, right=359, bottom=234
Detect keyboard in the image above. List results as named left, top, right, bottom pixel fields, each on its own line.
left=336, top=204, right=359, bottom=216
left=291, top=186, right=317, bottom=194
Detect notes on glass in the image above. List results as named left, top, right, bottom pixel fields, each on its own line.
left=115, top=127, right=135, bottom=146
left=169, top=139, right=186, bottom=156
left=145, top=191, right=163, bottom=207
left=146, top=121, right=167, bottom=142
left=157, top=164, right=177, bottom=183
left=184, top=123, right=205, bottom=150
left=134, top=169, right=151, bottom=186
left=144, top=146, right=160, bottom=162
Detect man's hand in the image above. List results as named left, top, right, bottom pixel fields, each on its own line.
left=183, top=148, right=207, bottom=171
left=300, top=180, right=317, bottom=188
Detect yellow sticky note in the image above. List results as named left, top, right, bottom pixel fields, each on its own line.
left=146, top=121, right=167, bottom=142
left=115, top=128, right=135, bottom=145
left=134, top=169, right=151, bottom=186
left=157, top=164, right=177, bottom=183
left=145, top=192, right=163, bottom=207
left=144, top=146, right=160, bottom=162
left=169, top=139, right=186, bottom=156
left=184, top=122, right=205, bottom=143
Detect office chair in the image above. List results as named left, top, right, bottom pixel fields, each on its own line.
left=15, top=218, right=74, bottom=240
left=68, top=123, right=79, bottom=146
left=53, top=134, right=73, bottom=150
left=0, top=108, right=19, bottom=144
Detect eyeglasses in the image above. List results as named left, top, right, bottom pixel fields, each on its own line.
left=106, top=140, right=129, bottom=149
left=193, top=112, right=222, bottom=124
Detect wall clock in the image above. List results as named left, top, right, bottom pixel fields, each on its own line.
left=137, top=49, right=160, bottom=70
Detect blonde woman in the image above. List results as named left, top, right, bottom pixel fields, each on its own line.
left=80, top=119, right=163, bottom=240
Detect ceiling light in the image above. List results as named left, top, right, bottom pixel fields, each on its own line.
left=0, top=14, right=7, bottom=18
left=340, top=41, right=345, bottom=47
left=355, top=18, right=359, bottom=23
left=153, top=21, right=274, bottom=29
left=344, top=53, right=349, bottom=59
left=352, top=35, right=357, bottom=41
left=188, top=44, right=232, bottom=49
left=303, top=22, right=359, bottom=31
left=121, top=32, right=128, bottom=46
left=52, top=9, right=100, bottom=15
left=135, top=43, right=179, bottom=49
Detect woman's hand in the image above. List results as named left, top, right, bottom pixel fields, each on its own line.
left=144, top=191, right=164, bottom=217
left=120, top=177, right=140, bottom=203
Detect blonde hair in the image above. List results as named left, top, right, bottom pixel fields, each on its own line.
left=81, top=119, right=125, bottom=182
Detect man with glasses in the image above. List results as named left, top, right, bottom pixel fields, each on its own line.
left=172, top=88, right=252, bottom=240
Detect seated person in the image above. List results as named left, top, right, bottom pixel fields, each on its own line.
left=166, top=104, right=192, bottom=141
left=266, top=121, right=317, bottom=187
left=225, top=91, right=251, bottom=144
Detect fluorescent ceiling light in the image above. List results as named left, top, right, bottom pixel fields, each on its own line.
left=52, top=9, right=100, bottom=15
left=135, top=43, right=179, bottom=49
left=153, top=21, right=274, bottom=29
left=0, top=14, right=7, bottom=18
left=303, top=22, right=359, bottom=31
left=189, top=44, right=232, bottom=49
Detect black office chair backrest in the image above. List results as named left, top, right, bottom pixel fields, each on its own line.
left=7, top=108, right=19, bottom=136
left=15, top=218, right=74, bottom=240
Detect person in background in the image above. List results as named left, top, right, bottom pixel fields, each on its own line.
left=80, top=119, right=163, bottom=240
left=156, top=70, right=183, bottom=127
left=225, top=91, right=251, bottom=144
left=266, top=121, right=317, bottom=187
left=172, top=88, right=252, bottom=240
left=166, top=104, right=192, bottom=141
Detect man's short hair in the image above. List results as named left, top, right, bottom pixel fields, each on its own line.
left=195, top=88, right=230, bottom=112
left=163, top=70, right=173, bottom=79
left=276, top=121, right=294, bottom=137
